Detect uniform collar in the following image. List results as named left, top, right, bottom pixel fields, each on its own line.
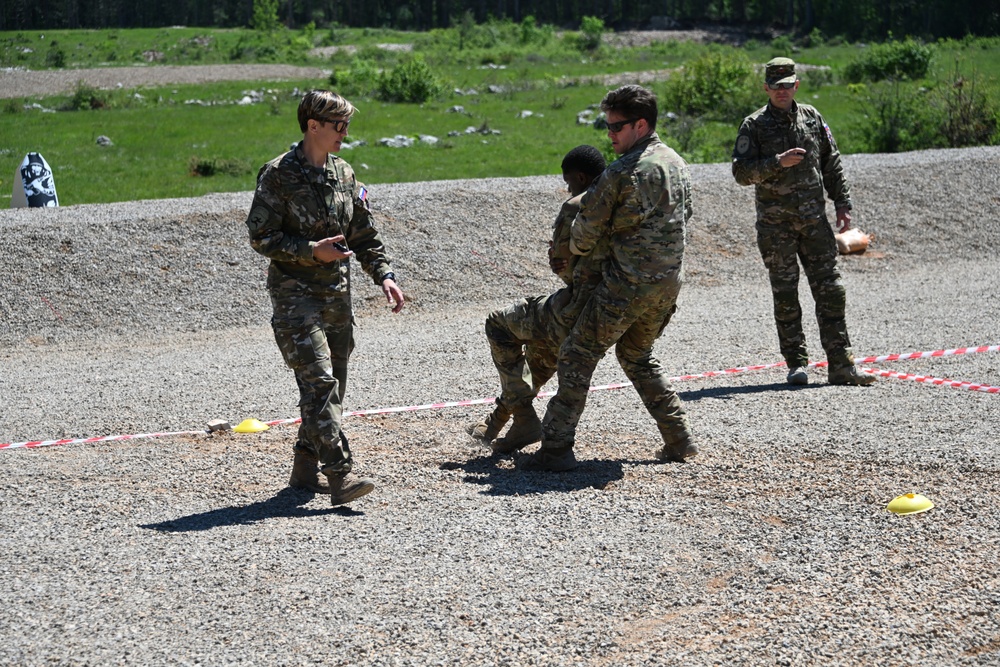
left=623, top=131, right=660, bottom=157
left=294, top=142, right=336, bottom=180
left=767, top=100, right=799, bottom=120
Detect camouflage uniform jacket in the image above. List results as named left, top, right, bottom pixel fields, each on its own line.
left=550, top=193, right=584, bottom=285
left=245, top=142, right=394, bottom=299
left=546, top=193, right=610, bottom=330
left=570, top=132, right=690, bottom=285
left=732, top=101, right=852, bottom=224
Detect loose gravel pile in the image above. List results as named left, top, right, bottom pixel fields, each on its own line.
left=1, top=146, right=999, bottom=666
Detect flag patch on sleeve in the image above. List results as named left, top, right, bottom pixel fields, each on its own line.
left=823, top=122, right=835, bottom=145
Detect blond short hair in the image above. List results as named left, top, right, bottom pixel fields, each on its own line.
left=297, top=90, right=356, bottom=133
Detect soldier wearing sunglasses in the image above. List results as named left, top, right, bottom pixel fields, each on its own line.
left=518, top=85, right=697, bottom=472
left=245, top=90, right=405, bottom=506
left=732, top=58, right=875, bottom=387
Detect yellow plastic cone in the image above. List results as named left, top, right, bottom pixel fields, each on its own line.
left=233, top=418, right=270, bottom=433
left=887, top=493, right=934, bottom=515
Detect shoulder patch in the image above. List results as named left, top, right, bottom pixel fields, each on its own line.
left=736, top=135, right=751, bottom=155
left=823, top=122, right=835, bottom=145
left=247, top=205, right=269, bottom=232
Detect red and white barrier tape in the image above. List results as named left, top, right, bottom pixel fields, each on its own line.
left=3, top=344, right=997, bottom=451
left=861, top=367, right=1000, bottom=394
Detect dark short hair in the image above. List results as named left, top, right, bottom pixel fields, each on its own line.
left=600, top=85, right=658, bottom=130
left=297, top=90, right=356, bottom=133
left=561, top=145, right=606, bottom=178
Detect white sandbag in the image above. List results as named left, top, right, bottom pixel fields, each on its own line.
left=835, top=227, right=870, bottom=254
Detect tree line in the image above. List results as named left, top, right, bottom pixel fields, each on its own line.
left=2, top=0, right=997, bottom=41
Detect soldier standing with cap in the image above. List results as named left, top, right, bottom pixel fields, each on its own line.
left=246, top=90, right=405, bottom=506
left=732, top=58, right=875, bottom=387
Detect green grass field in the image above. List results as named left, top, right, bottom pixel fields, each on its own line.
left=2, top=26, right=998, bottom=205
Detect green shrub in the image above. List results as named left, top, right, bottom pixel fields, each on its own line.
left=770, top=35, right=794, bottom=55
left=933, top=66, right=999, bottom=147
left=579, top=16, right=605, bottom=51
left=851, top=81, right=942, bottom=152
left=802, top=67, right=835, bottom=90
left=65, top=80, right=109, bottom=110
left=329, top=57, right=381, bottom=98
left=189, top=156, right=254, bottom=177
left=803, top=28, right=826, bottom=48
left=843, top=38, right=934, bottom=82
left=251, top=0, right=281, bottom=32
left=661, top=50, right=760, bottom=122
left=45, top=44, right=66, bottom=68
left=228, top=29, right=311, bottom=63
left=376, top=55, right=444, bottom=103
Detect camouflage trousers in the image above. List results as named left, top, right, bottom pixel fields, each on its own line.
left=484, top=291, right=570, bottom=412
left=756, top=218, right=854, bottom=370
left=271, top=293, right=355, bottom=473
left=541, top=275, right=690, bottom=451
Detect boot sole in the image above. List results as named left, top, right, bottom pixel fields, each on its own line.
left=289, top=480, right=332, bottom=494
left=516, top=452, right=578, bottom=471
left=331, top=481, right=375, bottom=506
left=491, top=435, right=540, bottom=454
left=657, top=446, right=699, bottom=463
left=829, top=377, right=876, bottom=386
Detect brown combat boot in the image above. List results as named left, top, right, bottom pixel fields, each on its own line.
left=656, top=428, right=699, bottom=463
left=288, top=447, right=331, bottom=494
left=322, top=467, right=376, bottom=506
left=491, top=404, right=542, bottom=454
left=468, top=404, right=512, bottom=443
left=516, top=446, right=578, bottom=472
left=828, top=365, right=876, bottom=386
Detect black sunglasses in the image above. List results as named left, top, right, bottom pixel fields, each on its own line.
left=766, top=82, right=796, bottom=90
left=606, top=117, right=640, bottom=133
left=319, top=118, right=350, bottom=132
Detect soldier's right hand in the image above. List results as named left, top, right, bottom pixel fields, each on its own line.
left=778, top=148, right=806, bottom=168
left=313, top=235, right=354, bottom=263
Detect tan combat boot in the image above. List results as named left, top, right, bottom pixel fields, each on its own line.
left=322, top=467, right=376, bottom=506
left=288, top=447, right=331, bottom=494
left=516, top=446, right=578, bottom=471
left=828, top=365, right=876, bottom=386
left=656, top=428, right=699, bottom=463
left=491, top=404, right=542, bottom=454
left=467, top=404, right=512, bottom=443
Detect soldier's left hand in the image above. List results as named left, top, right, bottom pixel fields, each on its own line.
left=382, top=278, right=405, bottom=313
left=835, top=207, right=852, bottom=232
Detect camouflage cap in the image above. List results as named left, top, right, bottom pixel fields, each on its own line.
left=765, top=57, right=797, bottom=85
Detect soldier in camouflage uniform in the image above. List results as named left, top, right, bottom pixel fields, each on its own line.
left=470, top=146, right=607, bottom=454
left=518, top=85, right=697, bottom=472
left=245, top=90, right=405, bottom=506
left=732, top=58, right=875, bottom=387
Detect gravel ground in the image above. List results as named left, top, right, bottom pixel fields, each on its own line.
left=1, top=146, right=999, bottom=666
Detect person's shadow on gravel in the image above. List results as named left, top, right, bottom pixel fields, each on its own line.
left=441, top=454, right=624, bottom=496
left=679, top=382, right=821, bottom=402
left=139, top=487, right=358, bottom=532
